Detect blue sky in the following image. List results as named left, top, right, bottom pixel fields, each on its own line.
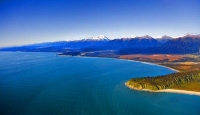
left=0, top=0, right=200, bottom=47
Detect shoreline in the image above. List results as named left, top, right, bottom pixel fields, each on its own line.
left=125, top=82, right=200, bottom=96
left=118, top=58, right=180, bottom=72
left=78, top=55, right=180, bottom=73
left=155, top=64, right=180, bottom=72
left=115, top=57, right=180, bottom=72
left=59, top=54, right=200, bottom=96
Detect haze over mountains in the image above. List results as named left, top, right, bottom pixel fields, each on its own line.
left=1, top=34, right=200, bottom=54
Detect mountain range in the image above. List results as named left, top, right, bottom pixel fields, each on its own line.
left=1, top=34, right=200, bottom=54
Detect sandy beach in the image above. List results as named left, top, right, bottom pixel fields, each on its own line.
left=125, top=83, right=200, bottom=96
left=156, top=89, right=200, bottom=96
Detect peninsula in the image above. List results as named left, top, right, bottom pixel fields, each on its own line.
left=125, top=70, right=200, bottom=95
left=59, top=51, right=200, bottom=95
left=122, top=54, right=200, bottom=96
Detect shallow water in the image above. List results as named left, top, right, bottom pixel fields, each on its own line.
left=0, top=52, right=200, bottom=115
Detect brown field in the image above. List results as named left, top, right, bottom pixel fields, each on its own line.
left=119, top=54, right=198, bottom=62
left=162, top=64, right=200, bottom=72
left=119, top=54, right=200, bottom=72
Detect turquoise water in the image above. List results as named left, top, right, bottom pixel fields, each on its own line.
left=0, top=52, right=200, bottom=115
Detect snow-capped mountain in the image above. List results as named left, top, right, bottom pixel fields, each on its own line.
left=126, top=35, right=136, bottom=38
left=160, top=35, right=173, bottom=39
left=182, top=34, right=200, bottom=39
left=1, top=34, right=200, bottom=54
left=157, top=35, right=173, bottom=43
left=82, top=35, right=109, bottom=41
left=138, top=35, right=154, bottom=39
left=109, top=35, right=160, bottom=49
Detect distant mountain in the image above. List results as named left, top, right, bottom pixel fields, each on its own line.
left=82, top=35, right=109, bottom=41
left=138, top=35, right=154, bottom=39
left=0, top=35, right=110, bottom=52
left=108, top=35, right=160, bottom=50
left=119, top=34, right=200, bottom=54
left=157, top=35, right=173, bottom=44
left=159, top=34, right=200, bottom=54
left=183, top=34, right=200, bottom=39
left=1, top=34, right=200, bottom=54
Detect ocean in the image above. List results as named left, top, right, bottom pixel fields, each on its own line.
left=0, top=52, right=199, bottom=115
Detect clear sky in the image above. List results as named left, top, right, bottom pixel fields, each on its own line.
left=0, top=0, right=200, bottom=47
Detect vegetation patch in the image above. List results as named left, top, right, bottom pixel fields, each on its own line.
left=126, top=70, right=200, bottom=92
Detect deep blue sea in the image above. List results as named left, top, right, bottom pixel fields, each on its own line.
left=0, top=52, right=200, bottom=115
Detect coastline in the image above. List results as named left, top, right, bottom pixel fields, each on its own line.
left=60, top=55, right=200, bottom=96
left=125, top=82, right=200, bottom=96
left=79, top=55, right=180, bottom=73
left=126, top=59, right=180, bottom=72
left=116, top=58, right=180, bottom=72
left=155, top=64, right=180, bottom=72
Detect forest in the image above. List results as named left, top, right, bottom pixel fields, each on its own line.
left=126, top=70, right=200, bottom=92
